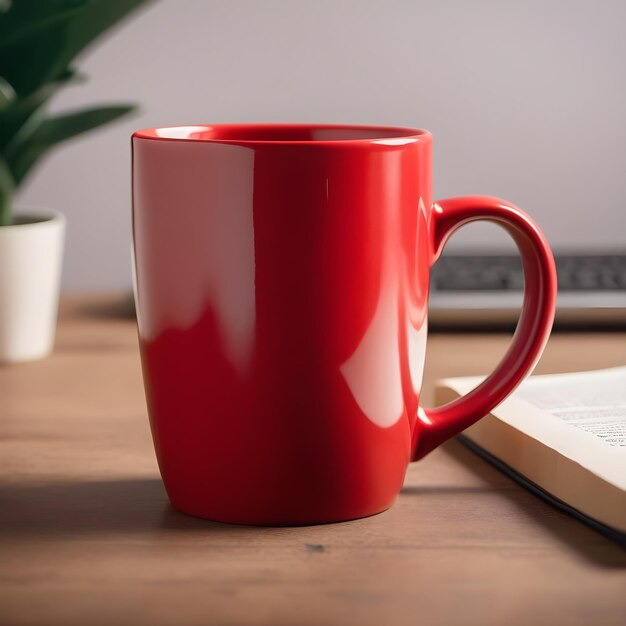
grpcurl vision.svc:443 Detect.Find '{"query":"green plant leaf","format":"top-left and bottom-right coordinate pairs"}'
top-left (0, 0), bottom-right (86, 42)
top-left (28, 105), bottom-right (137, 145)
top-left (0, 154), bottom-right (15, 226)
top-left (0, 75), bottom-right (16, 110)
top-left (0, 68), bottom-right (81, 150)
top-left (0, 0), bottom-right (148, 96)
top-left (8, 104), bottom-right (136, 185)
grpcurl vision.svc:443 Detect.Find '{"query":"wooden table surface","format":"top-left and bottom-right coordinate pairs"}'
top-left (1, 295), bottom-right (625, 626)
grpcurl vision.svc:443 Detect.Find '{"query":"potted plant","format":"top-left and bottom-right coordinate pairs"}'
top-left (0, 0), bottom-right (147, 362)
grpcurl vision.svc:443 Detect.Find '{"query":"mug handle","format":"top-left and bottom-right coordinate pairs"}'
top-left (411, 195), bottom-right (558, 461)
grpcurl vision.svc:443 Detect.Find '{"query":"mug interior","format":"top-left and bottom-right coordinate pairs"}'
top-left (134, 124), bottom-right (427, 143)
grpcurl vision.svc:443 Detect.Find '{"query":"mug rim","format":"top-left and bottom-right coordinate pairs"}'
top-left (132, 123), bottom-right (431, 145)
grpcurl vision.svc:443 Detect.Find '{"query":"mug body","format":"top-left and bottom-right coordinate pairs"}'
top-left (132, 124), bottom-right (432, 524)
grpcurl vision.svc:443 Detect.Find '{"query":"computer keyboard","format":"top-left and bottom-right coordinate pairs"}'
top-left (429, 253), bottom-right (626, 328)
top-left (432, 254), bottom-right (626, 292)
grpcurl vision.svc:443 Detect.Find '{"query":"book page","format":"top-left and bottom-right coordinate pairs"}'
top-left (438, 366), bottom-right (626, 490)
top-left (514, 367), bottom-right (626, 449)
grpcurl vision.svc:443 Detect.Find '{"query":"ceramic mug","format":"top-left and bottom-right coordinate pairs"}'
top-left (132, 124), bottom-right (557, 525)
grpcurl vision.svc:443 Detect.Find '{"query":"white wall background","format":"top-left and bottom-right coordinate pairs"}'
top-left (16, 0), bottom-right (626, 291)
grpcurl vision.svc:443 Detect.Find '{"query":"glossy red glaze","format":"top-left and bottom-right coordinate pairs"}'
top-left (132, 124), bottom-right (557, 525)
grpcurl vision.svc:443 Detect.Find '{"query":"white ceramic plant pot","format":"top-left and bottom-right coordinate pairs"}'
top-left (0, 209), bottom-right (65, 363)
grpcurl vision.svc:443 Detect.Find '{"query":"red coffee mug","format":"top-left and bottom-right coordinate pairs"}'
top-left (132, 124), bottom-right (557, 525)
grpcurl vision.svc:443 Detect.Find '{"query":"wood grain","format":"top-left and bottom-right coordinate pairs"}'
top-left (1, 295), bottom-right (625, 626)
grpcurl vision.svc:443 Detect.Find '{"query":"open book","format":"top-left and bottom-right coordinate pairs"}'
top-left (436, 366), bottom-right (626, 539)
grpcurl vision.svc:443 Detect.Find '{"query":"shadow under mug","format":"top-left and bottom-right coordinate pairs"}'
top-left (132, 124), bottom-right (557, 525)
